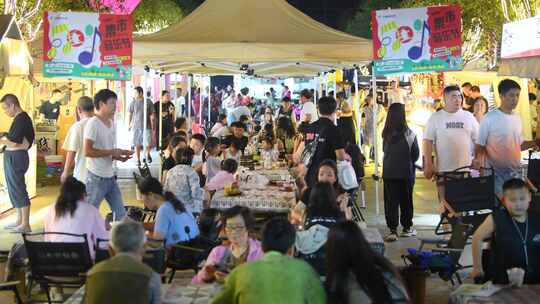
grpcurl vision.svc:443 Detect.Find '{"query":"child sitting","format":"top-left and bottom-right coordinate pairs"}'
top-left (206, 159), bottom-right (238, 191)
top-left (471, 178), bottom-right (540, 284)
top-left (260, 137), bottom-right (278, 162)
top-left (203, 137), bottom-right (222, 182)
top-left (224, 142), bottom-right (241, 162)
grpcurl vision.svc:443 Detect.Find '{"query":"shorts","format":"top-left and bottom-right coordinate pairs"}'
top-left (494, 168), bottom-right (521, 195)
top-left (132, 128), bottom-right (151, 147)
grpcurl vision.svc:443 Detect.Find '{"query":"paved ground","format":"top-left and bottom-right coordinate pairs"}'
top-left (0, 161), bottom-right (469, 303)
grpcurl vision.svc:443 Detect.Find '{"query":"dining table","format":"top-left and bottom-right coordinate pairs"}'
top-left (449, 284), bottom-right (540, 304)
top-left (210, 165), bottom-right (296, 213)
top-left (64, 281), bottom-right (220, 304)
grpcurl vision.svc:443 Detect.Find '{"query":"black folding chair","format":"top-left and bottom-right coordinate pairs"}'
top-left (0, 281), bottom-right (23, 304)
top-left (526, 150), bottom-right (540, 213)
top-left (416, 222), bottom-right (474, 285)
top-left (22, 232), bottom-right (93, 304)
top-left (166, 236), bottom-right (216, 283)
top-left (435, 166), bottom-right (496, 235)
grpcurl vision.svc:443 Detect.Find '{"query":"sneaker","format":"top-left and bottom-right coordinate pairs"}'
top-left (384, 231), bottom-right (399, 242)
top-left (147, 154), bottom-right (152, 163)
top-left (9, 225), bottom-right (31, 234)
top-left (400, 228), bottom-right (417, 237)
top-left (4, 222), bottom-right (19, 230)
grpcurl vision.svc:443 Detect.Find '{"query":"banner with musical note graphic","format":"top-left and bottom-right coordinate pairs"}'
top-left (43, 11), bottom-right (133, 80)
top-left (371, 6), bottom-right (462, 75)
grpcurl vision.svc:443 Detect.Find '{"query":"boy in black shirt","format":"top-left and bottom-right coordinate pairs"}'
top-left (302, 96), bottom-right (348, 187)
top-left (472, 178), bottom-right (540, 284)
top-left (222, 121), bottom-right (248, 153)
top-left (0, 94), bottom-right (35, 233)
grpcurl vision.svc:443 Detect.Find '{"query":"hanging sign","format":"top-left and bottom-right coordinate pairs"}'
top-left (501, 15), bottom-right (540, 59)
top-left (371, 6), bottom-right (463, 75)
top-left (43, 11), bottom-right (133, 80)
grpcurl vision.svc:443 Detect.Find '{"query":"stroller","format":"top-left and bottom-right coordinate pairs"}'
top-left (344, 142), bottom-right (366, 223)
top-left (408, 166), bottom-right (496, 285)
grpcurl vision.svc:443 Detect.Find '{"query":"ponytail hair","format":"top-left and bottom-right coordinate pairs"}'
top-left (55, 176), bottom-right (86, 220)
top-left (164, 191), bottom-right (186, 213)
top-left (138, 177), bottom-right (186, 213)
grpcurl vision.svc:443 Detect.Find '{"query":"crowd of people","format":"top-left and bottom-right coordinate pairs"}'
top-left (2, 76), bottom-right (540, 303)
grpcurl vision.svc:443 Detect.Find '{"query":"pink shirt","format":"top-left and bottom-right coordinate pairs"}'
top-left (44, 201), bottom-right (109, 260)
top-left (206, 171), bottom-right (236, 191)
top-left (192, 238), bottom-right (263, 284)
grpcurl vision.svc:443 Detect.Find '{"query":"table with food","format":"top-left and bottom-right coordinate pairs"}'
top-left (449, 283), bottom-right (540, 304)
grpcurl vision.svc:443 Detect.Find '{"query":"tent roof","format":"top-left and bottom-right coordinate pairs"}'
top-left (0, 15), bottom-right (24, 42)
top-left (498, 57), bottom-right (540, 78)
top-left (134, 0), bottom-right (372, 76)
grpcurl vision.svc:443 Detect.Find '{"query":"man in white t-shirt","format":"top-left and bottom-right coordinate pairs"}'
top-left (61, 96), bottom-right (94, 184)
top-left (300, 89), bottom-right (318, 124)
top-left (175, 87), bottom-right (186, 118)
top-left (473, 79), bottom-right (539, 195)
top-left (424, 85), bottom-right (479, 177)
top-left (424, 85), bottom-right (479, 210)
top-left (84, 89), bottom-right (133, 219)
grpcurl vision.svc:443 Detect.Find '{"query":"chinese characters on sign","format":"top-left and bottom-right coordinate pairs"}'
top-left (371, 6), bottom-right (463, 75)
top-left (43, 11), bottom-right (133, 80)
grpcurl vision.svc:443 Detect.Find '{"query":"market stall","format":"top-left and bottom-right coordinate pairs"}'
top-left (0, 15), bottom-right (36, 213)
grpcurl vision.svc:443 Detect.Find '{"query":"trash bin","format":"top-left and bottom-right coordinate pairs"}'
top-left (400, 266), bottom-right (429, 304)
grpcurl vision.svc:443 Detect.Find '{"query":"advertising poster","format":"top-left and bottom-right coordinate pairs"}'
top-left (43, 11), bottom-right (133, 80)
top-left (371, 6), bottom-right (463, 75)
top-left (501, 15), bottom-right (540, 59)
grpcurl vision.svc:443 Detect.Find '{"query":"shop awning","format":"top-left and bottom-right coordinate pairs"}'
top-left (498, 57), bottom-right (540, 78)
top-left (134, 0), bottom-right (372, 76)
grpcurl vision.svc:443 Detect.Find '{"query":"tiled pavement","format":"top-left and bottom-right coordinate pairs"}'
top-left (0, 162), bottom-right (466, 303)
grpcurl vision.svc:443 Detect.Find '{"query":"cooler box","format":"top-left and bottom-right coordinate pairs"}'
top-left (44, 155), bottom-right (63, 177)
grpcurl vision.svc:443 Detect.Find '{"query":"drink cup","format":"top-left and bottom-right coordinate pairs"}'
top-left (507, 267), bottom-right (525, 287)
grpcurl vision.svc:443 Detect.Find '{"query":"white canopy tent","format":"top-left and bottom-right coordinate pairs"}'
top-left (133, 0), bottom-right (373, 76)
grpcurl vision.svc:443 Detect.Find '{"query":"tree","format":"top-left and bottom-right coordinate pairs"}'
top-left (1, 0), bottom-right (183, 40)
top-left (400, 0), bottom-right (539, 65)
top-left (345, 0), bottom-right (403, 39)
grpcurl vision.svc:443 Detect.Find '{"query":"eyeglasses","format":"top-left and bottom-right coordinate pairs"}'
top-left (225, 225), bottom-right (246, 232)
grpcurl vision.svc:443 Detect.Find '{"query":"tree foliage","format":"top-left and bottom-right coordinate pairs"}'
top-left (401, 0), bottom-right (539, 65)
top-left (1, 0), bottom-right (183, 40)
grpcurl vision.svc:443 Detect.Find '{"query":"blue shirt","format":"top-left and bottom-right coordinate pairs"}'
top-left (154, 201), bottom-right (199, 247)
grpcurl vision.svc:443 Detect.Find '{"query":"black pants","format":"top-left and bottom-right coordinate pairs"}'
top-left (383, 178), bottom-right (414, 231)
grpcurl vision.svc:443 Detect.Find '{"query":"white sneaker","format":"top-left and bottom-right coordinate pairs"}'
top-left (400, 228), bottom-right (417, 237)
top-left (3, 222), bottom-right (19, 230)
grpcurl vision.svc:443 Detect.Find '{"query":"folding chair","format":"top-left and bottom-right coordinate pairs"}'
top-left (23, 232), bottom-right (93, 304)
top-left (413, 222), bottom-right (474, 285)
top-left (347, 188), bottom-right (366, 223)
top-left (166, 236), bottom-right (217, 283)
top-left (0, 281), bottom-right (23, 304)
top-left (526, 150), bottom-right (540, 213)
top-left (435, 166), bottom-right (496, 236)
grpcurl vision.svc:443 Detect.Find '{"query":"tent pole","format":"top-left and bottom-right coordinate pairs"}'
top-left (199, 75), bottom-right (203, 127)
top-left (333, 72), bottom-right (337, 99)
top-left (372, 72), bottom-right (380, 216)
top-left (143, 67), bottom-right (149, 157)
top-left (354, 68), bottom-right (361, 147)
top-left (208, 76), bottom-right (211, 133)
top-left (188, 74), bottom-right (192, 132)
top-left (159, 73), bottom-right (164, 151)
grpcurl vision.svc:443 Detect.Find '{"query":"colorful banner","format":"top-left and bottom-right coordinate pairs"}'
top-left (371, 6), bottom-right (462, 75)
top-left (501, 15), bottom-right (540, 59)
top-left (43, 11), bottom-right (133, 80)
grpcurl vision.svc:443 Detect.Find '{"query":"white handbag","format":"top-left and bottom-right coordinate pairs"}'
top-left (337, 160), bottom-right (359, 190)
